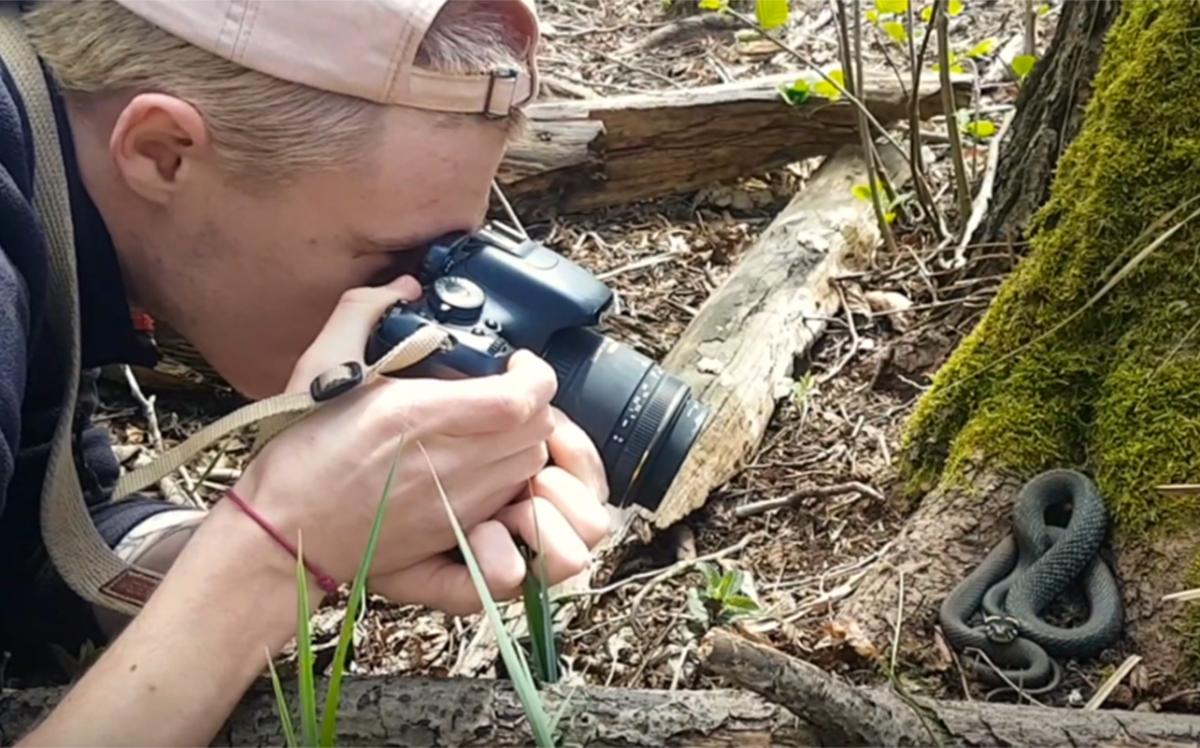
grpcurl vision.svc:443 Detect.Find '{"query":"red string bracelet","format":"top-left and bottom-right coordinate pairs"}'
top-left (224, 489), bottom-right (340, 596)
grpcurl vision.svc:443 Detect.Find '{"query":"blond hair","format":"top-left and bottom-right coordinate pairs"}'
top-left (23, 0), bottom-right (528, 180)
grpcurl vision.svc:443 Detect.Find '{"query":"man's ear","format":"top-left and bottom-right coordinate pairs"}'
top-left (109, 93), bottom-right (210, 204)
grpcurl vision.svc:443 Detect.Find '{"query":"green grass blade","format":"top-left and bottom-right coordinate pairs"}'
top-left (319, 435), bottom-right (407, 746)
top-left (295, 538), bottom-right (319, 747)
top-left (520, 504), bottom-right (558, 684)
top-left (415, 441), bottom-right (555, 747)
top-left (266, 648), bottom-right (299, 748)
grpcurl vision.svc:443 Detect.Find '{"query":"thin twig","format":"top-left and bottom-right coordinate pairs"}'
top-left (889, 566), bottom-right (905, 674)
top-left (936, 0), bottom-right (971, 222)
top-left (905, 0), bottom-right (942, 235)
top-left (595, 250), bottom-right (684, 281)
top-left (122, 365), bottom-right (199, 506)
top-left (596, 50), bottom-right (682, 89)
top-left (964, 647), bottom-right (1050, 707)
top-left (818, 284), bottom-right (862, 384)
top-left (953, 109), bottom-right (1015, 267)
top-left (735, 481), bottom-right (884, 519)
top-left (554, 533), bottom-right (759, 604)
top-left (491, 180), bottom-right (528, 238)
top-left (1024, 0), bottom-right (1037, 57)
top-left (848, 0), bottom-right (899, 257)
top-left (669, 640), bottom-right (693, 691)
top-left (1084, 655), bottom-right (1142, 710)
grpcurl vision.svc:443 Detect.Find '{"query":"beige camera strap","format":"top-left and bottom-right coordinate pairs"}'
top-left (0, 6), bottom-right (448, 615)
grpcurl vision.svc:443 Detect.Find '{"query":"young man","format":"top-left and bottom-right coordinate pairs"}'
top-left (0, 1), bottom-right (611, 744)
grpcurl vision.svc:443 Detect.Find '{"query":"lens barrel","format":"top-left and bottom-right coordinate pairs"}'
top-left (542, 328), bottom-right (709, 511)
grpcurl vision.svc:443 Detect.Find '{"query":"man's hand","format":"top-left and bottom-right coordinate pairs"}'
top-left (376, 407), bottom-right (611, 614)
top-left (236, 277), bottom-right (611, 613)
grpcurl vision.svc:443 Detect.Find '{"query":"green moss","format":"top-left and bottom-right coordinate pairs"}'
top-left (898, 0), bottom-right (1200, 666)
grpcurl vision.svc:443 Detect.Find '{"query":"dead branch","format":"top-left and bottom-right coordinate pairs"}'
top-left (701, 628), bottom-right (1200, 747)
top-left (618, 13), bottom-right (740, 54)
top-left (734, 481), bottom-right (884, 519)
top-left (653, 142), bottom-right (910, 528)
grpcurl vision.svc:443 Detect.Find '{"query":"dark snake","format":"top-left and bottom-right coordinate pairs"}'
top-left (938, 469), bottom-right (1124, 694)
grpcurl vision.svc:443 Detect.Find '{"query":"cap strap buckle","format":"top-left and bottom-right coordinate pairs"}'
top-left (483, 68), bottom-right (520, 119)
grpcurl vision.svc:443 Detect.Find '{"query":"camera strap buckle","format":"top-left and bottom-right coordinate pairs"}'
top-left (309, 361), bottom-right (365, 402)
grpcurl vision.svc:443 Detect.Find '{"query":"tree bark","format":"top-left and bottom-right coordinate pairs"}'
top-left (836, 0), bottom-right (1200, 699)
top-left (0, 676), bottom-right (817, 747)
top-left (653, 142), bottom-right (909, 528)
top-left (971, 0), bottom-right (1118, 250)
top-left (702, 629), bottom-right (1200, 747)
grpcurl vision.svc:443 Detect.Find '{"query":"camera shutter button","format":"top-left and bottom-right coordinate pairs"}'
top-left (430, 276), bottom-right (486, 325)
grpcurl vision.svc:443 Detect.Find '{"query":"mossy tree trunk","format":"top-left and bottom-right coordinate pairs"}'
top-left (838, 0), bottom-right (1200, 698)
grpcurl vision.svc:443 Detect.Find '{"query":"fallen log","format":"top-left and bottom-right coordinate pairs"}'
top-left (500, 69), bottom-right (969, 216)
top-left (0, 676), bottom-right (816, 746)
top-left (652, 141), bottom-right (909, 528)
top-left (701, 628), bottom-right (1200, 747)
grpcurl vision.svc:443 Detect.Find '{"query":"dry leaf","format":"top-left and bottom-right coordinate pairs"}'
top-left (864, 289), bottom-right (914, 315)
top-left (818, 617), bottom-right (882, 660)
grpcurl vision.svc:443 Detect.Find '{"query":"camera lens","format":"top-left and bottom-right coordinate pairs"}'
top-left (542, 328), bottom-right (710, 512)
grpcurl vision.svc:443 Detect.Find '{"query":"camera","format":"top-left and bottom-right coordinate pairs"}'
top-left (365, 222), bottom-right (710, 512)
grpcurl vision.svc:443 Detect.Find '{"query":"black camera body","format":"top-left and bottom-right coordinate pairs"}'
top-left (366, 223), bottom-right (710, 512)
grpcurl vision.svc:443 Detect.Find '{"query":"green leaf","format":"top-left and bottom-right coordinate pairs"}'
top-left (698, 0), bottom-right (726, 10)
top-left (778, 78), bottom-right (810, 105)
top-left (723, 594), bottom-right (761, 613)
top-left (875, 0), bottom-right (908, 13)
top-left (267, 652), bottom-right (299, 748)
top-left (882, 20), bottom-right (908, 44)
top-left (1037, 2), bottom-right (1051, 15)
top-left (521, 540), bottom-right (559, 685)
top-left (947, 0), bottom-right (964, 16)
top-left (420, 442), bottom-right (555, 747)
top-left (295, 539), bottom-right (319, 748)
top-left (791, 373), bottom-right (815, 407)
top-left (966, 37), bottom-right (998, 58)
top-left (687, 588), bottom-right (709, 623)
top-left (920, 5), bottom-right (933, 22)
top-left (932, 60), bottom-right (965, 74)
top-left (962, 119), bottom-right (997, 139)
top-left (852, 183), bottom-right (873, 202)
top-left (813, 69), bottom-right (844, 100)
top-left (885, 210), bottom-right (897, 225)
top-left (320, 437), bottom-right (406, 746)
top-left (755, 0), bottom-right (789, 30)
top-left (1012, 53), bottom-right (1037, 80)
top-left (865, 9), bottom-right (880, 23)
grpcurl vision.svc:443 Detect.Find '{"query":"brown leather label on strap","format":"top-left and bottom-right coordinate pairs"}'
top-left (99, 568), bottom-right (161, 607)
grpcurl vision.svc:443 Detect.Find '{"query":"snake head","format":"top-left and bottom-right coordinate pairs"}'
top-left (983, 614), bottom-right (1020, 644)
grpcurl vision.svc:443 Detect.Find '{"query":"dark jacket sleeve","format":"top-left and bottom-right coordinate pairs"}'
top-left (0, 246), bottom-right (29, 519)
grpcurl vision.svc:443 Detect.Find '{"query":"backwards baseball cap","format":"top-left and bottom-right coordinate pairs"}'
top-left (112, 0), bottom-right (540, 117)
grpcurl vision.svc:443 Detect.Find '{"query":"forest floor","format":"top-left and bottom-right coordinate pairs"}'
top-left (85, 0), bottom-right (1130, 712)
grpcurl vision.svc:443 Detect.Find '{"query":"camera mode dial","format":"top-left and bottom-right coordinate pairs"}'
top-left (430, 276), bottom-right (485, 325)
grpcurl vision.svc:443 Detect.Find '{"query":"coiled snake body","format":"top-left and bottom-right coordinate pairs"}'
top-left (938, 469), bottom-right (1124, 692)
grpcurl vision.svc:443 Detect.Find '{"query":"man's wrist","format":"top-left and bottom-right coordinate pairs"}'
top-left (198, 496), bottom-right (325, 648)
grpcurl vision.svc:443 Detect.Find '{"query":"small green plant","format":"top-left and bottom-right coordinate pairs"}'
top-left (268, 437), bottom-right (558, 747)
top-left (852, 180), bottom-right (899, 224)
top-left (962, 118), bottom-right (997, 140)
top-left (1012, 53), bottom-right (1037, 81)
top-left (777, 78), bottom-right (811, 105)
top-left (686, 562), bottom-right (761, 632)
